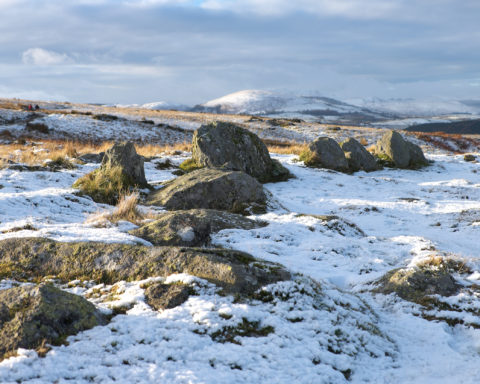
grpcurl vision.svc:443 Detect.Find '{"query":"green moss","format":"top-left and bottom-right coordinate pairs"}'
top-left (178, 158), bottom-right (203, 173)
top-left (374, 153), bottom-right (395, 168)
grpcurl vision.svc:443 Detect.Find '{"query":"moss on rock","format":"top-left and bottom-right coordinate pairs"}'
top-left (0, 284), bottom-right (106, 360)
top-left (0, 238), bottom-right (290, 294)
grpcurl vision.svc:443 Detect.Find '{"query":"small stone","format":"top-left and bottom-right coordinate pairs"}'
top-left (144, 283), bottom-right (191, 310)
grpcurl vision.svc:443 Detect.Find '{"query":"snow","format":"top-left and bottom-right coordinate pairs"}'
top-left (0, 140), bottom-right (480, 382)
top-left (351, 97), bottom-right (480, 117)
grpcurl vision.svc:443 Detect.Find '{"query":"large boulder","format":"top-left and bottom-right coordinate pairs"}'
top-left (130, 209), bottom-right (267, 246)
top-left (100, 142), bottom-right (147, 186)
top-left (191, 121), bottom-right (291, 182)
top-left (146, 168), bottom-right (267, 213)
top-left (374, 131), bottom-right (428, 169)
top-left (0, 284), bottom-right (106, 360)
top-left (299, 137), bottom-right (349, 172)
top-left (0, 238), bottom-right (290, 294)
top-left (375, 267), bottom-right (460, 304)
top-left (340, 138), bottom-right (379, 172)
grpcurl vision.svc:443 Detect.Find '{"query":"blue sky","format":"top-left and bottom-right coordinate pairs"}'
top-left (0, 0), bottom-right (479, 104)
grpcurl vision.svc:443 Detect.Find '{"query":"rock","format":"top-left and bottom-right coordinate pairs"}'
top-left (77, 152), bottom-right (104, 164)
top-left (0, 284), bottom-right (106, 360)
top-left (146, 168), bottom-right (267, 213)
top-left (191, 121), bottom-right (291, 182)
top-left (130, 209), bottom-right (267, 246)
top-left (0, 238), bottom-right (290, 294)
top-left (340, 138), bottom-right (379, 172)
top-left (25, 121), bottom-right (49, 134)
top-left (464, 154), bottom-right (476, 162)
top-left (375, 267), bottom-right (460, 304)
top-left (406, 141), bottom-right (428, 166)
top-left (299, 137), bottom-right (349, 172)
top-left (144, 283), bottom-right (191, 310)
top-left (101, 142), bottom-right (147, 186)
top-left (374, 131), bottom-right (428, 168)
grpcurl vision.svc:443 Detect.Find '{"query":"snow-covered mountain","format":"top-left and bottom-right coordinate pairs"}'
top-left (349, 97), bottom-right (480, 117)
top-left (192, 90), bottom-right (392, 124)
top-left (115, 101), bottom-right (189, 111)
top-left (191, 90), bottom-right (480, 126)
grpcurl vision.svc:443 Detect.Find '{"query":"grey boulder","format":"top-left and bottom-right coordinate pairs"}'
top-left (340, 138), bottom-right (379, 172)
top-left (192, 121), bottom-right (291, 182)
top-left (0, 284), bottom-right (106, 360)
top-left (300, 137), bottom-right (349, 172)
top-left (374, 131), bottom-right (428, 169)
top-left (101, 141), bottom-right (148, 186)
top-left (130, 209), bottom-right (267, 246)
top-left (146, 168), bottom-right (267, 213)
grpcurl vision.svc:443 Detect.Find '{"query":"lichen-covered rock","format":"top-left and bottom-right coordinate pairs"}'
top-left (192, 121), bottom-right (291, 182)
top-left (374, 131), bottom-right (428, 169)
top-left (0, 284), bottom-right (106, 360)
top-left (130, 209), bottom-right (267, 246)
top-left (0, 238), bottom-right (290, 294)
top-left (146, 168), bottom-right (266, 213)
top-left (299, 137), bottom-right (349, 172)
top-left (144, 283), bottom-right (191, 310)
top-left (375, 267), bottom-right (460, 304)
top-left (100, 142), bottom-right (147, 186)
top-left (340, 138), bottom-right (379, 172)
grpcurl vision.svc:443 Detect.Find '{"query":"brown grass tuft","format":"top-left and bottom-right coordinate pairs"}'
top-left (108, 192), bottom-right (144, 224)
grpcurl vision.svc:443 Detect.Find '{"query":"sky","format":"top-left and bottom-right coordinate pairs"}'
top-left (0, 0), bottom-right (479, 105)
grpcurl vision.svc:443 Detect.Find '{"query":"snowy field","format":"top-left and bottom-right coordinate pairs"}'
top-left (0, 143), bottom-right (479, 383)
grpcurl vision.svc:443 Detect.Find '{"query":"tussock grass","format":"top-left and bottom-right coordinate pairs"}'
top-left (87, 192), bottom-right (155, 225)
top-left (108, 192), bottom-right (144, 223)
top-left (73, 166), bottom-right (135, 205)
top-left (298, 148), bottom-right (319, 166)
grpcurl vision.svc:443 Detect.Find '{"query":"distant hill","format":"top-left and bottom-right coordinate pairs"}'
top-left (406, 119), bottom-right (480, 134)
top-left (191, 90), bottom-right (393, 124)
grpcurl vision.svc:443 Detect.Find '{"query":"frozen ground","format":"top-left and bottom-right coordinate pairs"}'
top-left (0, 142), bottom-right (479, 382)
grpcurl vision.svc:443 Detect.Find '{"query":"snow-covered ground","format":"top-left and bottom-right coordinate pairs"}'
top-left (0, 146), bottom-right (479, 382)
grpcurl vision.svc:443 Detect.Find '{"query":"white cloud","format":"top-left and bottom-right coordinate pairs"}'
top-left (22, 48), bottom-right (72, 65)
top-left (200, 0), bottom-right (399, 19)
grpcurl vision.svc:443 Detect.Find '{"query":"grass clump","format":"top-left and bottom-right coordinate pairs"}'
top-left (73, 166), bottom-right (136, 205)
top-left (298, 148), bottom-right (320, 166)
top-left (105, 193), bottom-right (146, 224)
top-left (46, 155), bottom-right (76, 170)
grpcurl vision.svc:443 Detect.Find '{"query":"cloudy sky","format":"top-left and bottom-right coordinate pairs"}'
top-left (0, 0), bottom-right (479, 105)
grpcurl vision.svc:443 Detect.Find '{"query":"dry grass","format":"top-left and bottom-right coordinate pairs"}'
top-left (262, 139), bottom-right (307, 155)
top-left (135, 142), bottom-right (191, 157)
top-left (107, 192), bottom-right (145, 224)
top-left (0, 140), bottom-right (107, 166)
top-left (0, 135), bottom-right (310, 169)
top-left (410, 131), bottom-right (480, 154)
top-left (88, 192), bottom-right (155, 225)
top-left (416, 255), bottom-right (471, 274)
